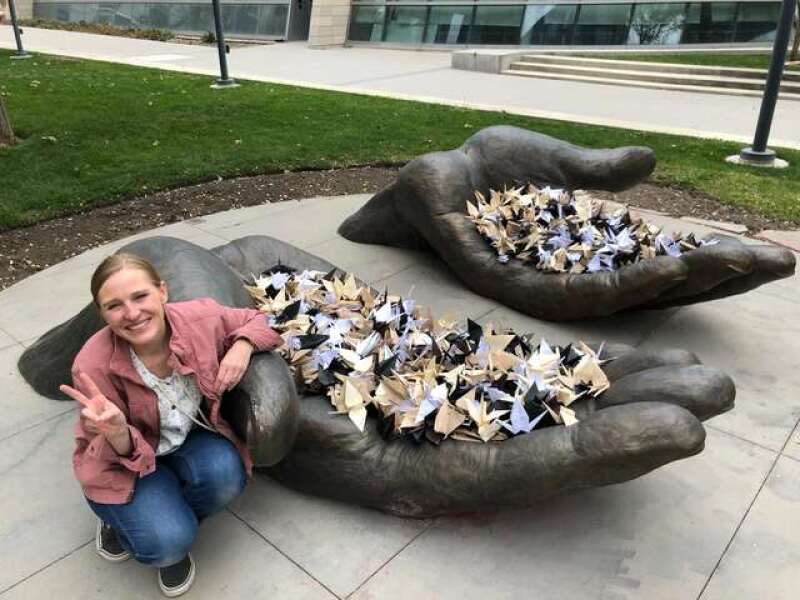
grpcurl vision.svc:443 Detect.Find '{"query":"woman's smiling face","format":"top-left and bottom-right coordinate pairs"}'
top-left (96, 267), bottom-right (169, 351)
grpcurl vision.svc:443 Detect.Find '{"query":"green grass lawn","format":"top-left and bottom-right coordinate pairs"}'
top-left (1, 50), bottom-right (799, 230)
top-left (574, 52), bottom-right (799, 71)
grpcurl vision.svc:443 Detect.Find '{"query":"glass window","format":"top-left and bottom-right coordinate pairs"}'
top-left (148, 3), bottom-right (172, 29)
top-left (170, 4), bottom-right (195, 31)
top-left (521, 4), bottom-right (577, 45)
top-left (384, 6), bottom-right (427, 43)
top-left (470, 5), bottom-right (524, 44)
top-left (682, 2), bottom-right (736, 43)
top-left (573, 4), bottom-right (631, 45)
top-left (123, 4), bottom-right (150, 29)
top-left (628, 3), bottom-right (685, 45)
top-left (223, 4), bottom-right (266, 36)
top-left (349, 5), bottom-right (386, 41)
top-left (425, 5), bottom-right (472, 44)
top-left (735, 2), bottom-right (781, 42)
top-left (95, 3), bottom-right (122, 25)
top-left (256, 4), bottom-right (289, 37)
top-left (186, 4), bottom-right (214, 33)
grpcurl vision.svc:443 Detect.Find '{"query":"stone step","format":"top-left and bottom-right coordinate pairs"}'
top-left (500, 68), bottom-right (800, 101)
top-left (506, 61), bottom-right (800, 94)
top-left (513, 54), bottom-right (800, 83)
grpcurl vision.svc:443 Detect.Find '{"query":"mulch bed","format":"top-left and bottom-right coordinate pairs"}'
top-left (0, 167), bottom-right (792, 291)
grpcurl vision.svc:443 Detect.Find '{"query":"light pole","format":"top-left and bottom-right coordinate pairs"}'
top-left (210, 0), bottom-right (238, 88)
top-left (8, 0), bottom-right (32, 59)
top-left (732, 0), bottom-right (795, 167)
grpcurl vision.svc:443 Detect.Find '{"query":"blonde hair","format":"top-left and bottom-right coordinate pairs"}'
top-left (90, 253), bottom-right (162, 306)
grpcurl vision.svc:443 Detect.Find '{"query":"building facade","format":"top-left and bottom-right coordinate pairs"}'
top-left (18, 0), bottom-right (786, 48)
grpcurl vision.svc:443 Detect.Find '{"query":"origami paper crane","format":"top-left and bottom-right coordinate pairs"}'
top-left (338, 125), bottom-right (795, 321)
top-left (20, 236), bottom-right (736, 518)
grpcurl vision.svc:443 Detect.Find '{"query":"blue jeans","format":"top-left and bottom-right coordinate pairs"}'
top-left (88, 429), bottom-right (247, 567)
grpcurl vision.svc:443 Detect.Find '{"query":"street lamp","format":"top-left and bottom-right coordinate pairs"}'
top-left (210, 0), bottom-right (238, 88)
top-left (8, 0), bottom-right (32, 59)
top-left (730, 0), bottom-right (795, 168)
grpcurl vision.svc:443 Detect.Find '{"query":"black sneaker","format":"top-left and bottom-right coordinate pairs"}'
top-left (95, 520), bottom-right (131, 563)
top-left (158, 553), bottom-right (196, 598)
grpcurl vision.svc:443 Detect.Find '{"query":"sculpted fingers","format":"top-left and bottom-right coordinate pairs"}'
top-left (461, 126), bottom-right (655, 192)
top-left (596, 365), bottom-right (735, 421)
top-left (267, 397), bottom-right (705, 517)
top-left (228, 353), bottom-right (299, 467)
top-left (599, 346), bottom-right (700, 382)
top-left (657, 241), bottom-right (796, 307)
top-left (642, 237), bottom-right (755, 307)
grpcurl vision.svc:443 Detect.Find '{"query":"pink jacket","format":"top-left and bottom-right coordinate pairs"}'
top-left (71, 298), bottom-right (283, 504)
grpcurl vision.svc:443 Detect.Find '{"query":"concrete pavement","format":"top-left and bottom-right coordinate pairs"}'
top-left (0, 193), bottom-right (798, 599)
top-left (2, 25), bottom-right (799, 150)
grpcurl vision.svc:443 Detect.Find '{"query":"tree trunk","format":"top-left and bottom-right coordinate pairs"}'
top-left (0, 96), bottom-right (16, 147)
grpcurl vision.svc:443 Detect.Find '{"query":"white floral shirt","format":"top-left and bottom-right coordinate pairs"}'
top-left (130, 348), bottom-right (205, 456)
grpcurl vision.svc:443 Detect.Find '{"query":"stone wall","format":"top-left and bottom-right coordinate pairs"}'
top-left (307, 0), bottom-right (350, 47)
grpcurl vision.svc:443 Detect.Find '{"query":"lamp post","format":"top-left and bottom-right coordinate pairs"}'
top-left (734, 0), bottom-right (795, 167)
top-left (210, 0), bottom-right (238, 88)
top-left (8, 0), bottom-right (32, 59)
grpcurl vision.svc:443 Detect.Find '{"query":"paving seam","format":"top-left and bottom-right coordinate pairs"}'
top-left (0, 337), bottom-right (21, 352)
top-left (370, 262), bottom-right (423, 287)
top-left (704, 423), bottom-right (780, 456)
top-left (0, 539), bottom-right (92, 596)
top-left (344, 518), bottom-right (438, 599)
top-left (695, 411), bottom-right (800, 599)
top-left (336, 66), bottom-right (451, 87)
top-left (778, 418), bottom-right (800, 464)
top-left (190, 202), bottom-right (306, 237)
top-left (0, 326), bottom-right (25, 346)
top-left (225, 508), bottom-right (342, 599)
top-left (0, 405), bottom-right (77, 445)
top-left (2, 44), bottom-right (798, 151)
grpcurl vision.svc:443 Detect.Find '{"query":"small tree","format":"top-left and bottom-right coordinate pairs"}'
top-left (0, 96), bottom-right (16, 147)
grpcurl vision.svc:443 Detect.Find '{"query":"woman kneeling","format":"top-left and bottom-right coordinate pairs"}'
top-left (60, 253), bottom-right (282, 597)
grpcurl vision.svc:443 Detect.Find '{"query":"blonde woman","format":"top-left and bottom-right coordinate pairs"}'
top-left (60, 253), bottom-right (282, 597)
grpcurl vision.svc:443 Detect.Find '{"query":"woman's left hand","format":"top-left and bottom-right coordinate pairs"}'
top-left (215, 339), bottom-right (254, 395)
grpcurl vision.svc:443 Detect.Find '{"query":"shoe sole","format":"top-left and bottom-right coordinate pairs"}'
top-left (95, 521), bottom-right (131, 563)
top-left (159, 555), bottom-right (196, 598)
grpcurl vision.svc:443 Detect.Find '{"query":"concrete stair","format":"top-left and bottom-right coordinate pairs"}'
top-left (503, 54), bottom-right (800, 101)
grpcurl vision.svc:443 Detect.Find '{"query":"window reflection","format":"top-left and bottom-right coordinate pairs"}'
top-left (349, 5), bottom-right (386, 41)
top-left (33, 2), bottom-right (289, 38)
top-left (628, 3), bottom-right (684, 45)
top-left (520, 4), bottom-right (576, 45)
top-left (735, 2), bottom-right (781, 42)
top-left (425, 5), bottom-right (472, 44)
top-left (470, 5), bottom-right (524, 44)
top-left (573, 4), bottom-right (631, 45)
top-left (31, 1), bottom-right (783, 47)
top-left (682, 2), bottom-right (737, 43)
top-left (384, 5), bottom-right (427, 43)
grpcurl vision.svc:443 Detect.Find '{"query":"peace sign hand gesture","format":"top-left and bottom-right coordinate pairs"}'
top-left (60, 372), bottom-right (129, 442)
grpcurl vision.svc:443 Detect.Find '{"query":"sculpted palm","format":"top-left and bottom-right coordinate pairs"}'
top-left (338, 126), bottom-right (795, 321)
top-left (21, 236), bottom-right (737, 517)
